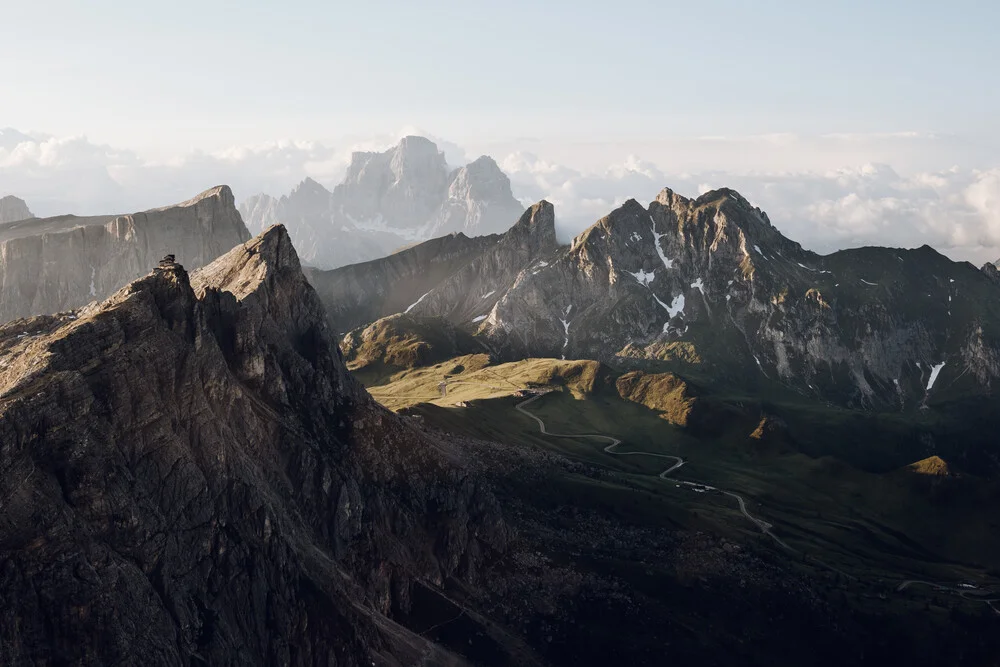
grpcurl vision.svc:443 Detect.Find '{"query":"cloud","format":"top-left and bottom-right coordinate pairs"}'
top-left (2, 128), bottom-right (998, 265)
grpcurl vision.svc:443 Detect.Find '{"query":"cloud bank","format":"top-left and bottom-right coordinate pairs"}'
top-left (1, 128), bottom-right (998, 265)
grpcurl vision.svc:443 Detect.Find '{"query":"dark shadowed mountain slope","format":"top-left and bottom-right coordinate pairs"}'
top-left (0, 186), bottom-right (250, 324)
top-left (305, 230), bottom-right (500, 334)
top-left (0, 225), bottom-right (518, 666)
top-left (407, 201), bottom-right (560, 329)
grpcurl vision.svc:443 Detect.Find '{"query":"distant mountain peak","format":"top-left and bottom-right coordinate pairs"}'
top-left (0, 195), bottom-right (33, 224)
top-left (243, 136), bottom-right (525, 269)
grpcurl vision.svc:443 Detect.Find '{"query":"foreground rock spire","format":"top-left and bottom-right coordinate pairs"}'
top-left (0, 224), bottom-right (509, 665)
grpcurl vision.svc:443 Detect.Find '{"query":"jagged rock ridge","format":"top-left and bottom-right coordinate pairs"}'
top-left (0, 225), bottom-right (509, 665)
top-left (383, 187), bottom-right (1000, 409)
top-left (239, 136), bottom-right (526, 269)
top-left (0, 186), bottom-right (251, 324)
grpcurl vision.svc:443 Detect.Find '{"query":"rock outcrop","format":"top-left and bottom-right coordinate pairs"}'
top-left (0, 186), bottom-right (250, 324)
top-left (0, 195), bottom-right (32, 224)
top-left (239, 136), bottom-right (525, 269)
top-left (0, 225), bottom-right (508, 665)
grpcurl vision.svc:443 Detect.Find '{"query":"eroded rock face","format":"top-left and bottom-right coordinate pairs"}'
top-left (0, 186), bottom-right (251, 324)
top-left (0, 195), bottom-right (32, 224)
top-left (239, 137), bottom-right (525, 269)
top-left (0, 225), bottom-right (506, 665)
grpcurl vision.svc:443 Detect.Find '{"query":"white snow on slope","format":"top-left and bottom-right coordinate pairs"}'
top-left (860, 279), bottom-right (877, 286)
top-left (651, 293), bottom-right (686, 321)
top-left (690, 278), bottom-right (704, 294)
top-left (481, 290), bottom-right (496, 299)
top-left (559, 317), bottom-right (571, 359)
top-left (630, 269), bottom-right (656, 286)
top-left (404, 290), bottom-right (431, 313)
top-left (926, 361), bottom-right (946, 391)
top-left (650, 216), bottom-right (675, 269)
top-left (88, 266), bottom-right (96, 297)
top-left (472, 315), bottom-right (487, 323)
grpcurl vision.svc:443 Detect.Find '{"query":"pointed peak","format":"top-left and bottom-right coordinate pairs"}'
top-left (694, 187), bottom-right (747, 207)
top-left (0, 194), bottom-right (33, 224)
top-left (464, 155), bottom-right (503, 171)
top-left (182, 185), bottom-right (233, 207)
top-left (505, 200), bottom-right (557, 248)
top-left (247, 224), bottom-right (301, 272)
top-left (395, 135), bottom-right (440, 153)
top-left (292, 177), bottom-right (331, 195)
top-left (191, 224), bottom-right (302, 302)
top-left (655, 187), bottom-right (692, 208)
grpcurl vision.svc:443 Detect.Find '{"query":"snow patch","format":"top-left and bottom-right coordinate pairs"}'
top-left (559, 317), bottom-right (571, 359)
top-left (404, 290), bottom-right (431, 313)
top-left (481, 290), bottom-right (496, 299)
top-left (472, 315), bottom-right (487, 323)
top-left (690, 278), bottom-right (704, 294)
top-left (860, 279), bottom-right (877, 286)
top-left (650, 217), bottom-right (675, 269)
top-left (664, 294), bottom-right (686, 318)
top-left (89, 266), bottom-right (96, 297)
top-left (926, 362), bottom-right (946, 391)
top-left (629, 269), bottom-right (656, 286)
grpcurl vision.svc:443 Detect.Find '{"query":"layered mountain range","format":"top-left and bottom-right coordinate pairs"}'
top-left (340, 187), bottom-right (1000, 413)
top-left (239, 136), bottom-right (525, 269)
top-left (0, 186), bottom-right (250, 324)
top-left (0, 195), bottom-right (32, 224)
top-left (2, 181), bottom-right (998, 664)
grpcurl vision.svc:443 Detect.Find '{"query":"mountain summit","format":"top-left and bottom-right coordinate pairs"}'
top-left (239, 136), bottom-right (526, 269)
top-left (0, 195), bottom-right (32, 224)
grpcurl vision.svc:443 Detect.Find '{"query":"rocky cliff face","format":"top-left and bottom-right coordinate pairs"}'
top-left (408, 201), bottom-right (560, 330)
top-left (0, 225), bottom-right (507, 665)
top-left (239, 137), bottom-right (525, 269)
top-left (0, 195), bottom-right (32, 224)
top-left (306, 231), bottom-right (500, 334)
top-left (386, 188), bottom-right (1000, 409)
top-left (0, 186), bottom-right (251, 324)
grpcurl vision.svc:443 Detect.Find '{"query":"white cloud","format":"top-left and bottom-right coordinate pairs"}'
top-left (2, 128), bottom-right (999, 265)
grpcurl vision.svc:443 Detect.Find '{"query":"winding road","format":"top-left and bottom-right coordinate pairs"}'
top-left (515, 391), bottom-right (794, 551)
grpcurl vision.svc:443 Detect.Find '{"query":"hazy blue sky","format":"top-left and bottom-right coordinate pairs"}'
top-left (3, 0), bottom-right (998, 150)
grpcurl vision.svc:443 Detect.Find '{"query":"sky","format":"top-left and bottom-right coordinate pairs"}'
top-left (2, 0), bottom-right (999, 262)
